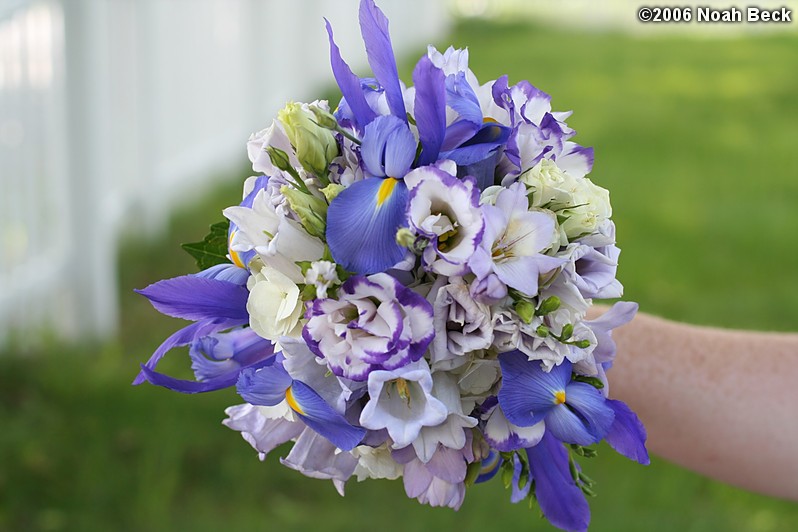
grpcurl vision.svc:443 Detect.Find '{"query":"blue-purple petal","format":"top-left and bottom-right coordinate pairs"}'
top-left (132, 317), bottom-right (240, 385)
top-left (289, 380), bottom-right (366, 451)
top-left (412, 55), bottom-right (446, 166)
top-left (135, 275), bottom-right (249, 322)
top-left (326, 176), bottom-right (409, 274)
top-left (138, 356), bottom-right (273, 394)
top-left (325, 18), bottom-right (376, 131)
top-left (498, 351), bottom-right (571, 427)
top-left (358, 0), bottom-right (405, 120)
top-left (545, 403), bottom-right (602, 447)
top-left (605, 399), bottom-right (650, 465)
top-left (236, 363), bottom-right (293, 407)
top-left (526, 431), bottom-right (590, 532)
top-left (562, 382), bottom-right (615, 443)
top-left (361, 115), bottom-right (416, 178)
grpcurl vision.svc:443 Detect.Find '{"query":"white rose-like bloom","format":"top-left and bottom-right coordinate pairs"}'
top-left (521, 159), bottom-right (611, 241)
top-left (247, 261), bottom-right (304, 341)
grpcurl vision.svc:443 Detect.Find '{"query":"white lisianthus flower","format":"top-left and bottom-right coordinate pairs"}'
top-left (247, 260), bottom-right (304, 341)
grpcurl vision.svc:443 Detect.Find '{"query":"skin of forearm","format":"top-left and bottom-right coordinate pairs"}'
top-left (597, 307), bottom-right (798, 501)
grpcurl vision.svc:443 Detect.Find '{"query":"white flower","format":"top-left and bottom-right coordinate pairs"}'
top-left (521, 159), bottom-right (612, 242)
top-left (352, 444), bottom-right (403, 481)
top-left (359, 361), bottom-right (448, 449)
top-left (303, 260), bottom-right (340, 299)
top-left (224, 189), bottom-right (324, 282)
top-left (247, 120), bottom-right (300, 176)
top-left (246, 261), bottom-right (304, 341)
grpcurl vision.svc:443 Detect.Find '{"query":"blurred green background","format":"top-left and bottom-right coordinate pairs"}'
top-left (2, 16), bottom-right (798, 532)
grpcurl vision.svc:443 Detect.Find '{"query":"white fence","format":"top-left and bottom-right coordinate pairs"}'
top-left (0, 0), bottom-right (449, 346)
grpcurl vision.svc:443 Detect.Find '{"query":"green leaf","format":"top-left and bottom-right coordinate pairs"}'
top-left (181, 221), bottom-right (230, 271)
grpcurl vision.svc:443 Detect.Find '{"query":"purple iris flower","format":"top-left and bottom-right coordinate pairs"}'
top-left (133, 266), bottom-right (275, 393)
top-left (498, 351), bottom-right (615, 446)
top-left (190, 327), bottom-right (274, 381)
top-left (525, 431), bottom-right (591, 532)
top-left (237, 358), bottom-right (365, 451)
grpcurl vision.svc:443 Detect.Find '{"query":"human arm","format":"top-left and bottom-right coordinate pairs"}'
top-left (599, 308), bottom-right (798, 501)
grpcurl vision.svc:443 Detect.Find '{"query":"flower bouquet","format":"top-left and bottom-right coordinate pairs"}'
top-left (134, 1), bottom-right (648, 530)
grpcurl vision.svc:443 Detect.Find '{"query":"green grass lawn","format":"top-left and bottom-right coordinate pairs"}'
top-left (2, 17), bottom-right (797, 532)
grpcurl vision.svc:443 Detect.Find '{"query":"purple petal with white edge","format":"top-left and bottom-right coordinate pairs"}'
top-left (327, 176), bottom-right (409, 274)
top-left (413, 55), bottom-right (446, 166)
top-left (556, 142), bottom-right (594, 179)
top-left (325, 18), bottom-right (376, 130)
top-left (135, 275), bottom-right (249, 322)
top-left (223, 404), bottom-right (304, 458)
top-left (498, 351), bottom-right (571, 427)
top-left (359, 0), bottom-right (406, 120)
top-left (605, 399), bottom-right (650, 465)
top-left (132, 318), bottom-right (240, 385)
top-left (526, 431), bottom-right (590, 532)
top-left (281, 428), bottom-right (359, 482)
top-left (361, 115), bottom-right (416, 178)
top-left (484, 405), bottom-right (545, 452)
top-left (236, 363), bottom-right (293, 407)
top-left (289, 380), bottom-right (365, 451)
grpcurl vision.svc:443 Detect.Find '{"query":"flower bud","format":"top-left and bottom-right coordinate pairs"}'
top-left (281, 185), bottom-right (328, 239)
top-left (278, 101), bottom-right (339, 177)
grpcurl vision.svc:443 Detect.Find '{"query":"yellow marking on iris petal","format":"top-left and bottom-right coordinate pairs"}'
top-left (285, 386), bottom-right (305, 416)
top-left (483, 116), bottom-right (498, 124)
top-left (554, 390), bottom-right (566, 405)
top-left (229, 229), bottom-right (245, 269)
top-left (376, 177), bottom-right (398, 207)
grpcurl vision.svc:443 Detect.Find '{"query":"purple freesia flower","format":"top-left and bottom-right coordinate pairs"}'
top-left (303, 273), bottom-right (434, 381)
top-left (469, 182), bottom-right (562, 296)
top-left (562, 242), bottom-right (623, 300)
top-left (498, 351), bottom-right (614, 446)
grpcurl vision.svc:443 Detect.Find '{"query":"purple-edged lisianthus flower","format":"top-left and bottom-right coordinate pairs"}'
top-left (430, 276), bottom-right (493, 366)
top-left (562, 242), bottom-right (623, 300)
top-left (469, 182), bottom-right (562, 296)
top-left (359, 360), bottom-right (448, 448)
top-left (303, 273), bottom-right (434, 381)
top-left (498, 351), bottom-right (614, 446)
top-left (406, 165), bottom-right (485, 276)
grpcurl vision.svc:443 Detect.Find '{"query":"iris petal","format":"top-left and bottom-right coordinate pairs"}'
top-left (327, 176), bottom-right (409, 274)
top-left (605, 399), bottom-right (650, 465)
top-left (525, 431), bottom-right (591, 532)
top-left (359, 0), bottom-right (406, 120)
top-left (289, 380), bottom-right (366, 451)
top-left (497, 351), bottom-right (572, 427)
top-left (325, 18), bottom-right (376, 130)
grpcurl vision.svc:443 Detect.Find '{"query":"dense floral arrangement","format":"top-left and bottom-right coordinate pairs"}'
top-left (134, 1), bottom-right (648, 530)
